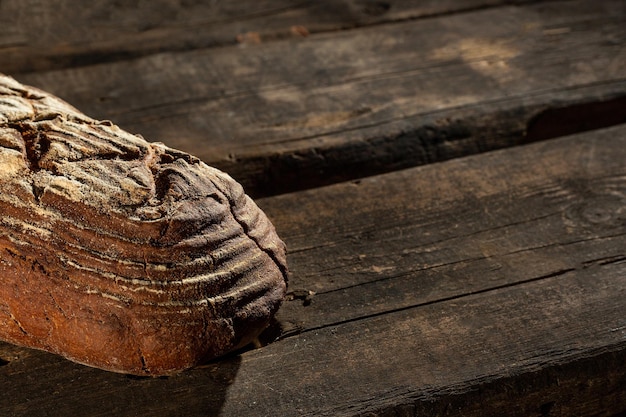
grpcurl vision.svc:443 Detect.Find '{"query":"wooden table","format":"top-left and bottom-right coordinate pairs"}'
top-left (1, 1), bottom-right (625, 415)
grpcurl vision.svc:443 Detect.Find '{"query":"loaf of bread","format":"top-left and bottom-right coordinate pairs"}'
top-left (0, 74), bottom-right (288, 375)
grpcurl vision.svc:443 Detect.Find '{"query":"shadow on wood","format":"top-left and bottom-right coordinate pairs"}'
top-left (0, 341), bottom-right (242, 417)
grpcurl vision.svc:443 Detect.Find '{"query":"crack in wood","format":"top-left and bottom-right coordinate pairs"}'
top-left (279, 267), bottom-right (580, 339)
top-left (295, 229), bottom-right (620, 297)
top-left (582, 254), bottom-right (626, 267)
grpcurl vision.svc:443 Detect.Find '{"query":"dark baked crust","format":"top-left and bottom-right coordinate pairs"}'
top-left (0, 74), bottom-right (288, 375)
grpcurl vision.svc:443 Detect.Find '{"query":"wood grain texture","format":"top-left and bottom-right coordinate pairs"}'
top-left (0, 124), bottom-right (624, 416)
top-left (260, 125), bottom-right (626, 332)
top-left (12, 0), bottom-right (625, 196)
top-left (0, 0), bottom-right (540, 74)
top-left (0, 74), bottom-right (288, 375)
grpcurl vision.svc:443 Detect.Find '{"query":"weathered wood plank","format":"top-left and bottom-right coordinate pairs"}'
top-left (260, 124), bottom-right (626, 332)
top-left (0, 0), bottom-right (540, 74)
top-left (228, 264), bottom-right (626, 417)
top-left (0, 125), bottom-right (624, 416)
top-left (13, 0), bottom-right (626, 196)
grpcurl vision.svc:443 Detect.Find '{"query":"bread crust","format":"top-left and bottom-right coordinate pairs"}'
top-left (0, 74), bottom-right (288, 375)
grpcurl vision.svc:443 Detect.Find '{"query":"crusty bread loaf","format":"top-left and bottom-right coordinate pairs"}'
top-left (0, 74), bottom-right (288, 376)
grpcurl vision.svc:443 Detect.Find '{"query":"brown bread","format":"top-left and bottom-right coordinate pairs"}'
top-left (0, 74), bottom-right (288, 376)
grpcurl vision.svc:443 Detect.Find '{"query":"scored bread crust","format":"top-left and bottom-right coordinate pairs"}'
top-left (0, 74), bottom-right (288, 375)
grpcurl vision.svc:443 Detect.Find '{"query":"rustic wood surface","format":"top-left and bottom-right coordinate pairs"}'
top-left (0, 0), bottom-right (625, 415)
top-left (0, 125), bottom-right (625, 417)
top-left (0, 0), bottom-right (540, 74)
top-left (7, 0), bottom-right (626, 196)
top-left (266, 127), bottom-right (626, 333)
